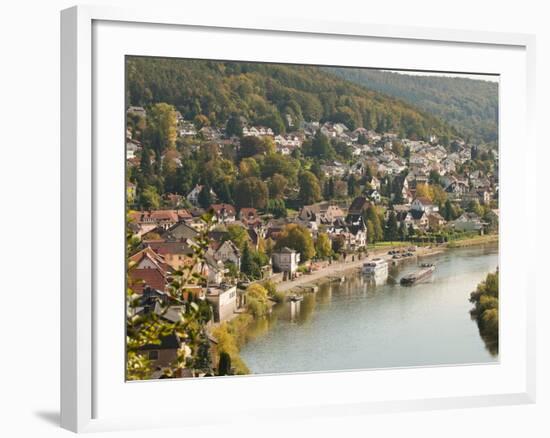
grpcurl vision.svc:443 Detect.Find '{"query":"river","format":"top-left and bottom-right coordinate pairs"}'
top-left (240, 244), bottom-right (499, 375)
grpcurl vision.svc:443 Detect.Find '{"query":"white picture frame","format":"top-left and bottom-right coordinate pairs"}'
top-left (61, 4), bottom-right (537, 433)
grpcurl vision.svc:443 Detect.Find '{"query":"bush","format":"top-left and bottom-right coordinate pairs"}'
top-left (469, 271), bottom-right (499, 355)
top-left (245, 284), bottom-right (270, 317)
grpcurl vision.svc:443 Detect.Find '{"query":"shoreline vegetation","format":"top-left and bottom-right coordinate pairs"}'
top-left (469, 269), bottom-right (499, 356)
top-left (220, 234), bottom-right (498, 374)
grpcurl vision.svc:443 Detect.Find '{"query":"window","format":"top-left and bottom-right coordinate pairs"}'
top-left (148, 351), bottom-right (159, 360)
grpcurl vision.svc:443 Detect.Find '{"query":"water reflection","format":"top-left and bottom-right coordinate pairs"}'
top-left (241, 245), bottom-right (499, 375)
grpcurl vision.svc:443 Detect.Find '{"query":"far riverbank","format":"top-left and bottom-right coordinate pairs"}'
top-left (275, 234), bottom-right (498, 294)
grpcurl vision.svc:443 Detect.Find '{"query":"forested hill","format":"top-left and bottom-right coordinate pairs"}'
top-left (324, 67), bottom-right (498, 145)
top-left (126, 57), bottom-right (457, 141)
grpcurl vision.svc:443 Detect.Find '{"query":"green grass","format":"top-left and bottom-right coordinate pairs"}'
top-left (447, 234), bottom-right (498, 248)
top-left (367, 241), bottom-right (412, 249)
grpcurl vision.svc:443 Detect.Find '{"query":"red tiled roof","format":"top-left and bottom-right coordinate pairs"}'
top-left (129, 269), bottom-right (167, 293)
top-left (129, 247), bottom-right (172, 274)
top-left (239, 208), bottom-right (258, 219)
top-left (209, 204), bottom-right (236, 216)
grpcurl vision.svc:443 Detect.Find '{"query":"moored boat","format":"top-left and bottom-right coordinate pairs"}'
top-left (287, 294), bottom-right (304, 302)
top-left (362, 258), bottom-right (389, 277)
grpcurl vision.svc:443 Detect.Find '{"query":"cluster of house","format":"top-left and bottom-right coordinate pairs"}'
top-left (127, 108), bottom-right (496, 203)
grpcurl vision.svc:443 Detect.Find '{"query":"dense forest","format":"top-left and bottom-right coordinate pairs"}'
top-left (126, 57), bottom-right (457, 140)
top-left (325, 67), bottom-right (498, 145)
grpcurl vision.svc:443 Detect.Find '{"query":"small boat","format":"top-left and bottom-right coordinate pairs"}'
top-left (400, 263), bottom-right (435, 286)
top-left (362, 258), bottom-right (389, 277)
top-left (287, 294), bottom-right (304, 302)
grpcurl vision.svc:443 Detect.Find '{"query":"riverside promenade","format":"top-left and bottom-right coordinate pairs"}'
top-left (276, 244), bottom-right (444, 293)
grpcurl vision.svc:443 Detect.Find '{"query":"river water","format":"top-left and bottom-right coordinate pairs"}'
top-left (240, 244), bottom-right (499, 375)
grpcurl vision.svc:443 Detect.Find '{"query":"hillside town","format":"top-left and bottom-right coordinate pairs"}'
top-left (126, 102), bottom-right (499, 379)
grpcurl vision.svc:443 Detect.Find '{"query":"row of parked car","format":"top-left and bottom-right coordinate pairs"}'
top-left (388, 247), bottom-right (417, 259)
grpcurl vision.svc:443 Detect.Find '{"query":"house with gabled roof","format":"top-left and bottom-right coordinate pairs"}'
top-left (211, 240), bottom-right (241, 271)
top-left (272, 247), bottom-right (300, 279)
top-left (209, 203), bottom-right (237, 224)
top-left (346, 196), bottom-right (370, 224)
top-left (411, 197), bottom-right (438, 214)
top-left (128, 247), bottom-right (173, 293)
top-left (187, 184), bottom-right (217, 206)
top-left (145, 240), bottom-right (195, 270)
top-left (161, 222), bottom-right (199, 242)
top-left (238, 208), bottom-right (261, 227)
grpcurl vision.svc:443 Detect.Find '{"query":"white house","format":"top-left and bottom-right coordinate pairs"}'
top-left (411, 197), bottom-right (439, 214)
top-left (272, 247), bottom-right (301, 279)
top-left (452, 213), bottom-right (485, 233)
top-left (186, 184), bottom-right (217, 206)
top-left (213, 240), bottom-right (241, 271)
top-left (205, 285), bottom-right (237, 322)
top-left (126, 140), bottom-right (141, 160)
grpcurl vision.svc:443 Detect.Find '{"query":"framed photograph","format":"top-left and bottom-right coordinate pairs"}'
top-left (61, 5), bottom-right (536, 433)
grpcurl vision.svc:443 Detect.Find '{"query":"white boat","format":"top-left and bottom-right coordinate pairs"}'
top-left (362, 258), bottom-right (389, 277)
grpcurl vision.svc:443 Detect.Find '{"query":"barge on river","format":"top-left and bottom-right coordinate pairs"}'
top-left (400, 263), bottom-right (435, 286)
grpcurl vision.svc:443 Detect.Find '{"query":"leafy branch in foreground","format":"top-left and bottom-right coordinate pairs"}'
top-left (126, 214), bottom-right (215, 380)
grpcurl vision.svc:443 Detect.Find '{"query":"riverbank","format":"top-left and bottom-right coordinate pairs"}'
top-left (223, 237), bottom-right (499, 374)
top-left (276, 244), bottom-right (444, 293)
top-left (241, 245), bottom-right (499, 374)
top-left (447, 233), bottom-right (499, 248)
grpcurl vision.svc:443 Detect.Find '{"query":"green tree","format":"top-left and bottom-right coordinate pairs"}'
top-left (198, 185), bottom-right (214, 208)
top-left (299, 171), bottom-right (321, 204)
top-left (226, 113), bottom-right (243, 137)
top-left (139, 146), bottom-right (153, 181)
top-left (398, 220), bottom-right (408, 241)
top-left (193, 330), bottom-right (213, 375)
top-left (275, 224), bottom-right (316, 261)
top-left (392, 140), bottom-right (405, 157)
top-left (218, 351), bottom-right (232, 376)
top-left (468, 199), bottom-right (484, 217)
top-left (469, 271), bottom-right (499, 355)
top-left (193, 114), bottom-right (210, 130)
top-left (146, 103), bottom-right (178, 153)
top-left (347, 175), bottom-right (359, 197)
top-left (267, 198), bottom-right (287, 218)
top-left (239, 136), bottom-right (273, 159)
top-left (269, 173), bottom-right (288, 199)
top-left (239, 157), bottom-right (260, 178)
top-left (256, 111), bottom-right (285, 135)
top-left (234, 177), bottom-right (269, 209)
top-left (365, 205), bottom-right (384, 243)
top-left (226, 224), bottom-right (250, 251)
top-left (443, 199), bottom-right (454, 221)
top-left (385, 211), bottom-right (399, 241)
top-left (261, 153), bottom-right (299, 183)
top-left (366, 220), bottom-right (375, 245)
top-left (303, 131), bottom-right (335, 160)
top-left (324, 177), bottom-right (335, 199)
top-left (139, 185), bottom-right (160, 210)
top-left (246, 283), bottom-right (270, 317)
top-left (240, 243), bottom-right (254, 277)
top-left (315, 233), bottom-right (332, 259)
